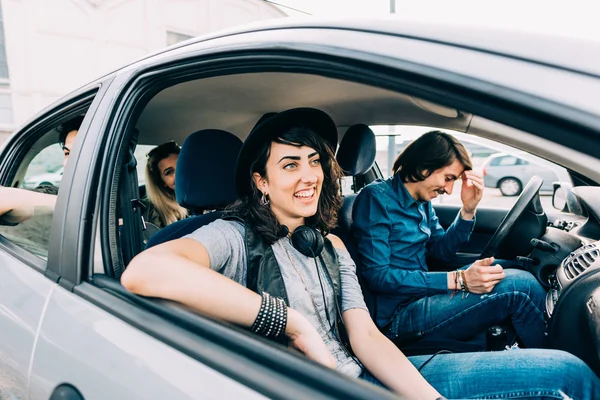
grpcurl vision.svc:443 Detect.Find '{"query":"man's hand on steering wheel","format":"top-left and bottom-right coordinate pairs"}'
top-left (463, 257), bottom-right (506, 294)
top-left (460, 170), bottom-right (484, 220)
top-left (480, 176), bottom-right (544, 259)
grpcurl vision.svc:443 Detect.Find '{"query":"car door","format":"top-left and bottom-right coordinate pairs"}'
top-left (22, 32), bottom-right (406, 400)
top-left (0, 86), bottom-right (103, 399)
top-left (0, 242), bottom-right (51, 400)
top-left (17, 71), bottom-right (273, 399)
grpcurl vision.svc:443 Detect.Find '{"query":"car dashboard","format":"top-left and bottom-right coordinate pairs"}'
top-left (526, 186), bottom-right (600, 372)
top-left (546, 241), bottom-right (600, 317)
top-left (541, 187), bottom-right (600, 318)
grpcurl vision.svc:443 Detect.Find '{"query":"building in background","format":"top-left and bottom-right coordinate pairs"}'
top-left (0, 0), bottom-right (286, 143)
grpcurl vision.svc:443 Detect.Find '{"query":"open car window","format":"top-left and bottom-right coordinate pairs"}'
top-left (370, 126), bottom-right (572, 213)
top-left (0, 109), bottom-right (92, 261)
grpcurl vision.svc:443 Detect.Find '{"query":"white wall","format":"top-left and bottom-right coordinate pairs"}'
top-left (0, 0), bottom-right (285, 136)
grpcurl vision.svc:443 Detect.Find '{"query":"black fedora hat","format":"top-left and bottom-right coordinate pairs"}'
top-left (235, 107), bottom-right (338, 198)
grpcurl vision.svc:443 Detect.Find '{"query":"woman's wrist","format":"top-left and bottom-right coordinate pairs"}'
top-left (285, 307), bottom-right (308, 339)
top-left (250, 292), bottom-right (287, 338)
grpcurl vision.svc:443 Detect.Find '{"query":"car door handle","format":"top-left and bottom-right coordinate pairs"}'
top-left (49, 384), bottom-right (85, 400)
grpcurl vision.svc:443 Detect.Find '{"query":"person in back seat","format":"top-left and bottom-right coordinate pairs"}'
top-left (0, 116), bottom-right (82, 224)
top-left (122, 109), bottom-right (599, 400)
top-left (143, 141), bottom-right (188, 228)
top-left (352, 130), bottom-right (547, 349)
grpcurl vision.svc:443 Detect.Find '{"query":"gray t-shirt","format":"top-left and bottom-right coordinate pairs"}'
top-left (184, 219), bottom-right (368, 378)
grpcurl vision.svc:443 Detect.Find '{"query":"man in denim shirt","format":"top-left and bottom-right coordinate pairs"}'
top-left (352, 131), bottom-right (547, 348)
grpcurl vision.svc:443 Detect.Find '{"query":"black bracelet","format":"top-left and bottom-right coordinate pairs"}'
top-left (251, 292), bottom-right (287, 338)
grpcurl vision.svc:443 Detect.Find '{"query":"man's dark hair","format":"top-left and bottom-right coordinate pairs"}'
top-left (392, 130), bottom-right (472, 182)
top-left (57, 116), bottom-right (84, 147)
top-left (226, 126), bottom-right (343, 244)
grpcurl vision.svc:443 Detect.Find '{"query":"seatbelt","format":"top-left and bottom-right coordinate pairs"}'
top-left (118, 128), bottom-right (145, 271)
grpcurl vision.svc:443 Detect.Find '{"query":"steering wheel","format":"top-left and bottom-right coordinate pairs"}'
top-left (480, 176), bottom-right (544, 259)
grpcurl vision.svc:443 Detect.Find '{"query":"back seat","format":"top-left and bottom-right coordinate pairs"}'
top-left (145, 129), bottom-right (242, 248)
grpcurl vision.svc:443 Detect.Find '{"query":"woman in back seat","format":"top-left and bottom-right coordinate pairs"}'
top-left (143, 141), bottom-right (188, 228)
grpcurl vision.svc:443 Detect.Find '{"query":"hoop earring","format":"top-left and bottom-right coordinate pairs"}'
top-left (260, 192), bottom-right (270, 206)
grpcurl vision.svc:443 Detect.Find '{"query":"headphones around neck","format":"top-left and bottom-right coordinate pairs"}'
top-left (278, 223), bottom-right (360, 366)
top-left (279, 225), bottom-right (324, 258)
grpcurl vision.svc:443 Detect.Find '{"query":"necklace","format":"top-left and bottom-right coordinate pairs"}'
top-left (281, 239), bottom-right (363, 368)
top-left (281, 239), bottom-right (333, 336)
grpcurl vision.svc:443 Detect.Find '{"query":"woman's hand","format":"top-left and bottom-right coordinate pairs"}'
top-left (286, 308), bottom-right (336, 369)
top-left (463, 257), bottom-right (505, 294)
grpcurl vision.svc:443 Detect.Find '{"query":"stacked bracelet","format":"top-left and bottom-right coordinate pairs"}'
top-left (460, 270), bottom-right (470, 293)
top-left (458, 270), bottom-right (470, 298)
top-left (457, 270), bottom-right (464, 290)
top-left (451, 271), bottom-right (460, 298)
top-left (250, 292), bottom-right (288, 338)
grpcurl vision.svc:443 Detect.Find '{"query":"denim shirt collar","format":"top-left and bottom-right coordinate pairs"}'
top-left (390, 175), bottom-right (419, 208)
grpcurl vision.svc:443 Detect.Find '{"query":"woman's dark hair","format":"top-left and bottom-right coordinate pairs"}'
top-left (226, 126), bottom-right (343, 244)
top-left (392, 130), bottom-right (472, 182)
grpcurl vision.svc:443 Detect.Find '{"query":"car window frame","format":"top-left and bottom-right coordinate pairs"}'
top-left (44, 78), bottom-right (114, 286)
top-left (90, 54), bottom-right (403, 400)
top-left (87, 47), bottom-right (504, 399)
top-left (0, 86), bottom-right (103, 273)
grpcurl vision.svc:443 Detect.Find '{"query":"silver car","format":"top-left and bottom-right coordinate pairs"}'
top-left (0, 18), bottom-right (600, 399)
top-left (483, 153), bottom-right (559, 196)
top-left (22, 166), bottom-right (64, 189)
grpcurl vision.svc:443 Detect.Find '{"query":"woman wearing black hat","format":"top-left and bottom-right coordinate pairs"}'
top-left (122, 108), bottom-right (599, 400)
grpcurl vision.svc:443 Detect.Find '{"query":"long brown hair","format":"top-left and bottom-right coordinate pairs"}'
top-left (145, 141), bottom-right (188, 226)
top-left (392, 130), bottom-right (472, 182)
top-left (226, 126), bottom-right (343, 244)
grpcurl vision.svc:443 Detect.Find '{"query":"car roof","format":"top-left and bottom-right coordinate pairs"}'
top-left (130, 17), bottom-right (600, 79)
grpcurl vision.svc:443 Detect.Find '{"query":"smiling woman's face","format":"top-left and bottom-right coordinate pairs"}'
top-left (158, 153), bottom-right (178, 190)
top-left (253, 142), bottom-right (324, 231)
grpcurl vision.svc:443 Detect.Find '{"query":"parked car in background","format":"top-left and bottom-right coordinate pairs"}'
top-left (22, 166), bottom-right (64, 189)
top-left (483, 153), bottom-right (559, 196)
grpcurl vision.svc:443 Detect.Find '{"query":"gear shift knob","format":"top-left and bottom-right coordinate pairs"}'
top-left (530, 238), bottom-right (557, 253)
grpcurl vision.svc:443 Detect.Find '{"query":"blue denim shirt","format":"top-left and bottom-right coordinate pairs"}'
top-left (352, 177), bottom-right (475, 327)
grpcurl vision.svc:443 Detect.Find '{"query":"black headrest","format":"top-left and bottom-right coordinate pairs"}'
top-left (175, 129), bottom-right (242, 210)
top-left (138, 184), bottom-right (146, 199)
top-left (336, 124), bottom-right (376, 176)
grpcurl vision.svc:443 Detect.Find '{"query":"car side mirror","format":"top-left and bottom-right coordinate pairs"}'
top-left (552, 181), bottom-right (583, 215)
top-left (552, 182), bottom-right (567, 211)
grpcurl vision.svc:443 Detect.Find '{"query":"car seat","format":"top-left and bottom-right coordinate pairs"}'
top-left (332, 124), bottom-right (377, 312)
top-left (145, 129), bottom-right (242, 248)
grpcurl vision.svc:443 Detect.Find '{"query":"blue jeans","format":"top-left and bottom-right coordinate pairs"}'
top-left (387, 268), bottom-right (547, 348)
top-left (360, 349), bottom-right (600, 399)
